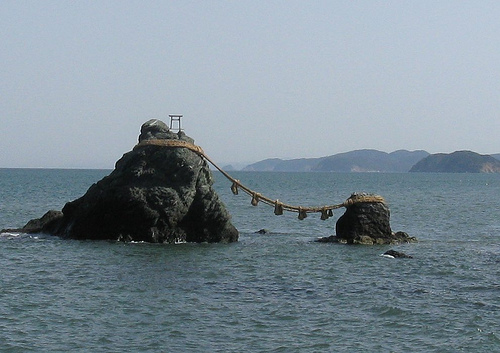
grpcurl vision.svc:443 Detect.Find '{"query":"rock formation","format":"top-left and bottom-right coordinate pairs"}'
top-left (317, 193), bottom-right (416, 245)
top-left (20, 119), bottom-right (239, 243)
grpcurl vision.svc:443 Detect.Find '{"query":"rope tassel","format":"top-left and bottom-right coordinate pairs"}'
top-left (274, 201), bottom-right (284, 215)
top-left (320, 208), bottom-right (329, 220)
top-left (298, 208), bottom-right (307, 220)
top-left (231, 181), bottom-right (239, 195)
top-left (251, 193), bottom-right (260, 206)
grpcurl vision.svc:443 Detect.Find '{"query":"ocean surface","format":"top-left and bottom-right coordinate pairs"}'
top-left (1, 168), bottom-right (499, 352)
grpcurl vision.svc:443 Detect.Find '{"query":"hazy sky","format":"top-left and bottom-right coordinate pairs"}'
top-left (1, 1), bottom-right (499, 168)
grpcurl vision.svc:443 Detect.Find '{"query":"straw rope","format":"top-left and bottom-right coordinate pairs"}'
top-left (135, 139), bottom-right (386, 220)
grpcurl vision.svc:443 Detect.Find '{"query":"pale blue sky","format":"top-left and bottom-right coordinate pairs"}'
top-left (1, 1), bottom-right (499, 168)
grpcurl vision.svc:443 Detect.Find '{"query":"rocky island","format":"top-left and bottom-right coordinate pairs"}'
top-left (13, 120), bottom-right (239, 243)
top-left (410, 151), bottom-right (500, 173)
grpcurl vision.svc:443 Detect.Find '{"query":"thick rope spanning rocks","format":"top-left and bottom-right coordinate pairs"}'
top-left (135, 139), bottom-right (386, 220)
top-left (135, 138), bottom-right (205, 155)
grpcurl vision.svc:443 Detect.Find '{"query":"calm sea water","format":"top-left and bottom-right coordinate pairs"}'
top-left (1, 168), bottom-right (499, 352)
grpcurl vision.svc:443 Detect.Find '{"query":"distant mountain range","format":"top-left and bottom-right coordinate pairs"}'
top-left (242, 150), bottom-right (500, 173)
top-left (243, 149), bottom-right (429, 172)
top-left (410, 151), bottom-right (500, 173)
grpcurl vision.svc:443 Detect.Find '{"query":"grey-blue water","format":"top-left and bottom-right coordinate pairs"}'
top-left (1, 169), bottom-right (499, 352)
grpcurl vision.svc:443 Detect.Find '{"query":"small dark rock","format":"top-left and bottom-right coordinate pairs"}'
top-left (383, 249), bottom-right (413, 258)
top-left (23, 210), bottom-right (64, 233)
top-left (315, 235), bottom-right (337, 243)
top-left (391, 231), bottom-right (417, 243)
top-left (255, 229), bottom-right (270, 234)
top-left (2, 210), bottom-right (64, 234)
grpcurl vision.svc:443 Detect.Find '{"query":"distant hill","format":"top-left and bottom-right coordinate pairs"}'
top-left (409, 151), bottom-right (500, 173)
top-left (243, 149), bottom-right (429, 172)
top-left (222, 165), bottom-right (237, 171)
top-left (493, 153), bottom-right (500, 161)
top-left (242, 157), bottom-right (323, 172)
top-left (243, 158), bottom-right (287, 172)
top-left (313, 149), bottom-right (429, 172)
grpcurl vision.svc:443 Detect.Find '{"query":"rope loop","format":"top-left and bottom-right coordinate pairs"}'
top-left (231, 180), bottom-right (239, 195)
top-left (298, 208), bottom-right (308, 220)
top-left (274, 200), bottom-right (284, 215)
top-left (251, 193), bottom-right (260, 206)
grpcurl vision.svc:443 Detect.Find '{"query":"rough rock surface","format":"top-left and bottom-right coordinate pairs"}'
top-left (1, 210), bottom-right (63, 234)
top-left (317, 193), bottom-right (416, 245)
top-left (34, 119), bottom-right (238, 243)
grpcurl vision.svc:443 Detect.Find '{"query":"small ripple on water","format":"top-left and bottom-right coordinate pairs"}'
top-left (373, 304), bottom-right (410, 317)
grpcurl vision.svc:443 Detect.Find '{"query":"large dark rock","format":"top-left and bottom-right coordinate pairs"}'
top-left (38, 119), bottom-right (238, 243)
top-left (317, 193), bottom-right (416, 245)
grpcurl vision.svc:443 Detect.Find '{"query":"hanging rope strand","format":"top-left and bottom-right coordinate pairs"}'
top-left (135, 139), bottom-right (385, 217)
